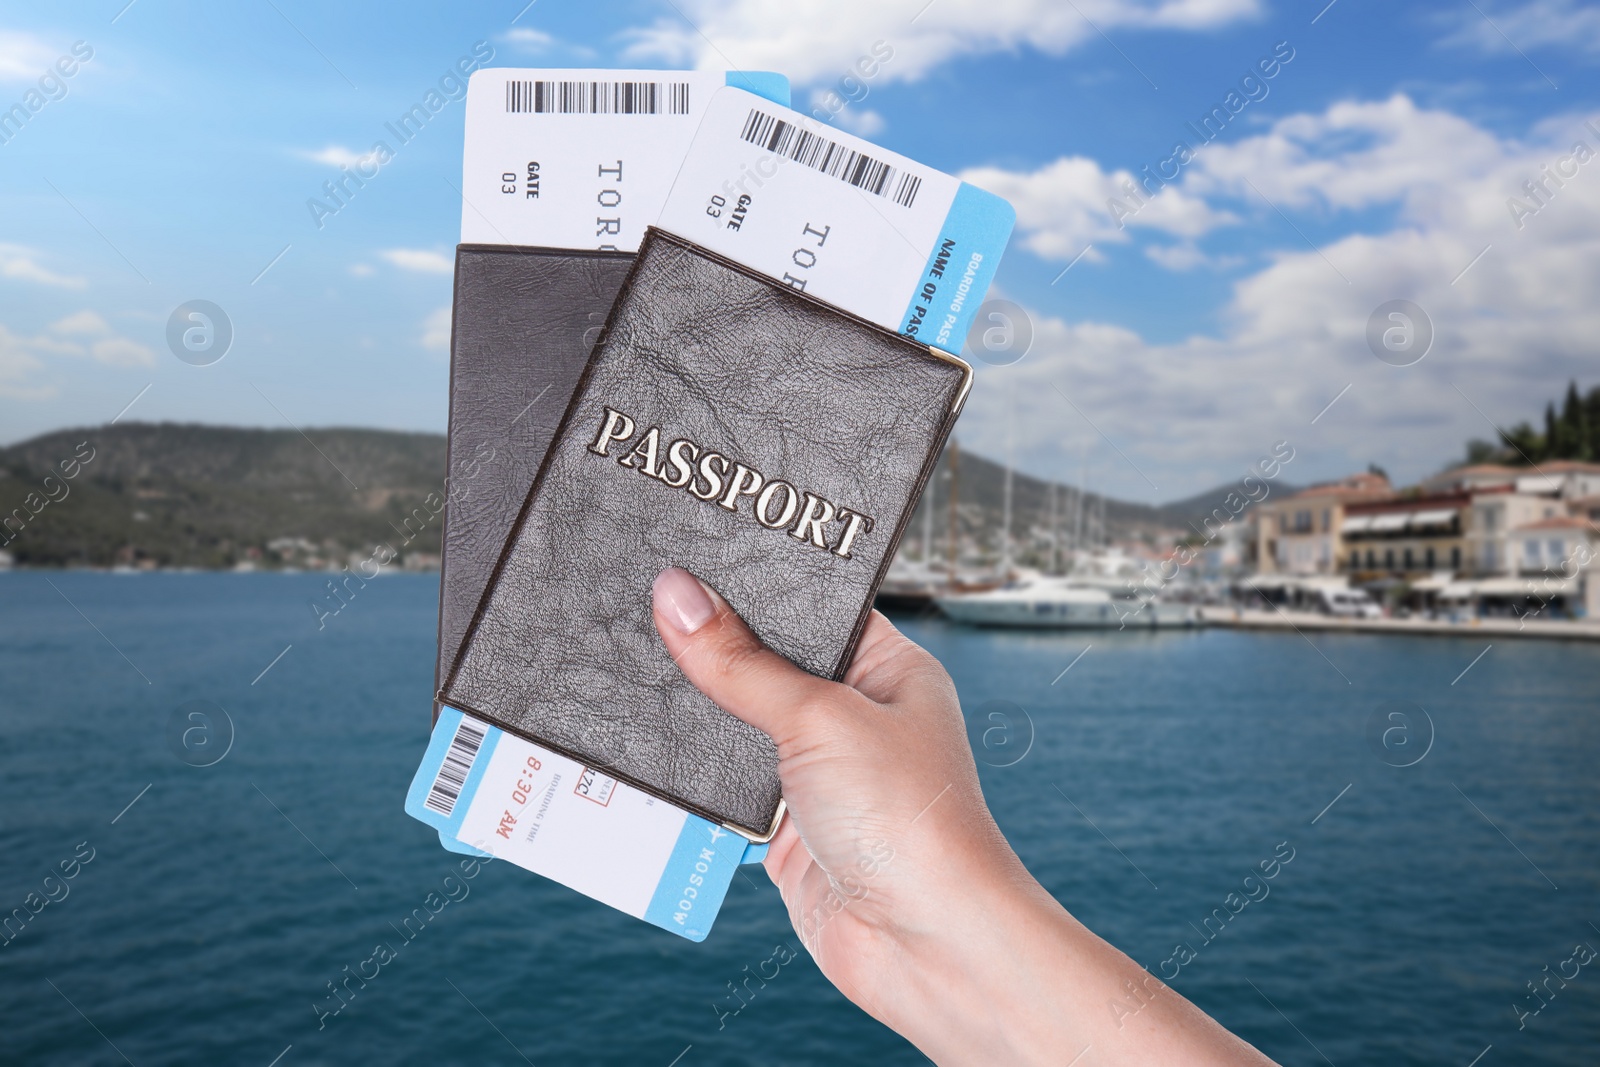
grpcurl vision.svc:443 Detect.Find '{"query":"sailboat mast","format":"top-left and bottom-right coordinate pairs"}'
top-left (947, 439), bottom-right (960, 587)
top-left (1047, 483), bottom-right (1058, 574)
top-left (1074, 446), bottom-right (1086, 556)
top-left (1001, 458), bottom-right (1013, 575)
top-left (921, 465), bottom-right (934, 564)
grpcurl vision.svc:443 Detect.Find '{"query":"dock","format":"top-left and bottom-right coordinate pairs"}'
top-left (1202, 607), bottom-right (1600, 642)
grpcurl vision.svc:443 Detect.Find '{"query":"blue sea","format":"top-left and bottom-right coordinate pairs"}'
top-left (1, 573), bottom-right (1597, 1065)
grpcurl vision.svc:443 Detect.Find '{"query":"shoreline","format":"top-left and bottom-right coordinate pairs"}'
top-left (0, 566), bottom-right (438, 575)
top-left (9, 570), bottom-right (1598, 641)
top-left (1202, 606), bottom-right (1600, 642)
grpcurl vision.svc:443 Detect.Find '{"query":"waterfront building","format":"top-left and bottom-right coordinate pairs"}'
top-left (1467, 488), bottom-right (1568, 574)
top-left (1341, 492), bottom-right (1472, 578)
top-left (1510, 460), bottom-right (1600, 500)
top-left (1255, 472), bottom-right (1393, 575)
top-left (1250, 460), bottom-right (1600, 617)
top-left (1405, 461), bottom-right (1600, 617)
top-left (1417, 463), bottom-right (1524, 495)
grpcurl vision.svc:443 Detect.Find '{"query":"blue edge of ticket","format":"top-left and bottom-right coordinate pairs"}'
top-left (406, 707), bottom-right (766, 942)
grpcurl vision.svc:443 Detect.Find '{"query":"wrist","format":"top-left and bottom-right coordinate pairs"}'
top-left (878, 830), bottom-right (1087, 1064)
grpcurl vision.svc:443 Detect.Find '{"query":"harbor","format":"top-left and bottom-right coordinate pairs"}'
top-left (878, 443), bottom-right (1600, 641)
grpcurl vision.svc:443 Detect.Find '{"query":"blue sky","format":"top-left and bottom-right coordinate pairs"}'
top-left (2, 0), bottom-right (1598, 503)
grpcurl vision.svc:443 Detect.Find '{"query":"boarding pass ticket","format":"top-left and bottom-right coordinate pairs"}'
top-left (459, 69), bottom-right (789, 250)
top-left (406, 707), bottom-right (762, 941)
top-left (655, 86), bottom-right (1015, 354)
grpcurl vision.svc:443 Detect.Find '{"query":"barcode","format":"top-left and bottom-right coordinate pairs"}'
top-left (424, 718), bottom-right (488, 817)
top-left (739, 109), bottom-right (922, 208)
top-left (505, 80), bottom-right (690, 115)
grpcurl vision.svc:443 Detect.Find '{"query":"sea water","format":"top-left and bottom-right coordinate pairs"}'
top-left (0, 573), bottom-right (1596, 1065)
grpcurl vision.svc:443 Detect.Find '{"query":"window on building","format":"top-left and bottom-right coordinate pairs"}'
top-left (1525, 539), bottom-right (1541, 564)
top-left (1482, 508), bottom-right (1497, 533)
top-left (1385, 548), bottom-right (1395, 568)
top-left (1279, 514), bottom-right (1288, 534)
top-left (1295, 510), bottom-right (1312, 533)
top-left (1450, 546), bottom-right (1461, 568)
top-left (1321, 508), bottom-right (1331, 533)
top-left (1549, 539), bottom-right (1563, 561)
top-left (1403, 547), bottom-right (1414, 569)
top-left (1424, 546), bottom-right (1435, 568)
top-left (1366, 549), bottom-right (1376, 567)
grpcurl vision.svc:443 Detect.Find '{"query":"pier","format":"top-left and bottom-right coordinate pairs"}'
top-left (1202, 607), bottom-right (1600, 642)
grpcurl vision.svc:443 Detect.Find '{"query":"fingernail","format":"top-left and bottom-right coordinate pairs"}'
top-left (653, 567), bottom-right (716, 634)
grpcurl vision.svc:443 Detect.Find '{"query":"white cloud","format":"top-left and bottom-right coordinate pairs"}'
top-left (833, 107), bottom-right (885, 138)
top-left (1180, 95), bottom-right (1509, 218)
top-left (381, 249), bottom-right (454, 274)
top-left (502, 27), bottom-right (556, 52)
top-left (960, 156), bottom-right (1236, 259)
top-left (1445, 0), bottom-right (1600, 56)
top-left (349, 263), bottom-right (374, 277)
top-left (300, 145), bottom-right (383, 169)
top-left (620, 0), bottom-right (1260, 85)
top-left (88, 337), bottom-right (156, 367)
top-left (0, 31), bottom-right (54, 82)
top-left (49, 309), bottom-right (111, 336)
top-left (0, 324), bottom-right (50, 400)
top-left (953, 96), bottom-right (1600, 499)
top-left (26, 333), bottom-right (86, 357)
top-left (0, 244), bottom-right (86, 288)
top-left (0, 308), bottom-right (156, 394)
top-left (421, 306), bottom-right (451, 353)
top-left (1143, 242), bottom-right (1231, 271)
top-left (803, 88), bottom-right (887, 136)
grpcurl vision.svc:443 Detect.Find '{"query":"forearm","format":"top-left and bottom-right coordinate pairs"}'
top-left (882, 847), bottom-right (1276, 1066)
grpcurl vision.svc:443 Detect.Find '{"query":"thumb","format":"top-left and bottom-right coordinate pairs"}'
top-left (651, 566), bottom-right (833, 747)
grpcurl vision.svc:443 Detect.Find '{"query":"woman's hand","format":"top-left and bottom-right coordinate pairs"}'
top-left (651, 566), bottom-right (1276, 1066)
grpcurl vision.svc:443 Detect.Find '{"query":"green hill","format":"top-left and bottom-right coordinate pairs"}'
top-left (0, 423), bottom-right (446, 569)
top-left (1, 422), bottom-right (1273, 570)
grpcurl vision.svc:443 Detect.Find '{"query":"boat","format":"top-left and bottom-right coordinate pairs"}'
top-left (918, 441), bottom-right (1202, 630)
top-left (934, 575), bottom-right (1120, 628)
top-left (934, 571), bottom-right (1202, 630)
top-left (876, 557), bottom-right (1004, 612)
top-left (875, 558), bottom-right (944, 611)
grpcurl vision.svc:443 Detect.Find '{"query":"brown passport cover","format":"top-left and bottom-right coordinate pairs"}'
top-left (441, 228), bottom-right (970, 838)
top-left (434, 244), bottom-right (634, 716)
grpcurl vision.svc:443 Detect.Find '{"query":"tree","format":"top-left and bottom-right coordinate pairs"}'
top-left (1492, 381), bottom-right (1598, 465)
top-left (1499, 421), bottom-right (1544, 463)
top-left (1587, 384), bottom-right (1600, 458)
top-left (1562, 380), bottom-right (1592, 460)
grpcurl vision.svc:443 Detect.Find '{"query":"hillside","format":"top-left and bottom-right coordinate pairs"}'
top-left (0, 422), bottom-right (1271, 569)
top-left (0, 423), bottom-right (446, 569)
top-left (904, 446), bottom-right (1293, 567)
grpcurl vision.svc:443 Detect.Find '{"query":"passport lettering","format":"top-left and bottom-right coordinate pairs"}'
top-left (588, 406), bottom-right (874, 558)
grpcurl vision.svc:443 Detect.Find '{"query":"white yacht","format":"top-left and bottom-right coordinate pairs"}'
top-left (935, 576), bottom-right (1119, 628)
top-left (934, 550), bottom-right (1203, 627)
top-left (934, 562), bottom-right (1203, 630)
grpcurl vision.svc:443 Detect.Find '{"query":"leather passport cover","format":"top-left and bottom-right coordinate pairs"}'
top-left (441, 228), bottom-right (971, 837)
top-left (434, 244), bottom-right (635, 714)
